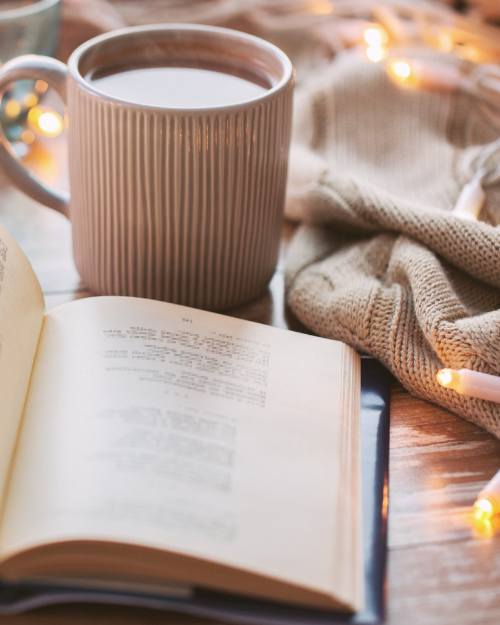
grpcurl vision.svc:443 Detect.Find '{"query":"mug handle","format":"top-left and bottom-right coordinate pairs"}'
top-left (0, 55), bottom-right (70, 217)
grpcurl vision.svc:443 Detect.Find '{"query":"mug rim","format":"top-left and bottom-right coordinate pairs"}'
top-left (0, 0), bottom-right (59, 22)
top-left (67, 23), bottom-right (294, 114)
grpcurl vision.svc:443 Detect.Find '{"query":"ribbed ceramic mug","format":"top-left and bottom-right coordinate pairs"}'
top-left (0, 24), bottom-right (294, 310)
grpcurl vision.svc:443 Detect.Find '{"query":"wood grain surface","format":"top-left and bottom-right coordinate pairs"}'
top-left (1, 167), bottom-right (500, 625)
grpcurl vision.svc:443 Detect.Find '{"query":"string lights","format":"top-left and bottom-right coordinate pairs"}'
top-left (37, 111), bottom-right (63, 136)
top-left (386, 58), bottom-right (463, 91)
top-left (27, 106), bottom-right (63, 138)
top-left (363, 25), bottom-right (389, 62)
top-left (239, 1), bottom-right (500, 66)
top-left (1, 2), bottom-right (499, 159)
top-left (473, 468), bottom-right (500, 524)
top-left (0, 77), bottom-right (63, 160)
top-left (4, 99), bottom-right (20, 119)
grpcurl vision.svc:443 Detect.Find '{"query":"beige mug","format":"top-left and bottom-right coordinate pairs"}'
top-left (0, 24), bottom-right (294, 310)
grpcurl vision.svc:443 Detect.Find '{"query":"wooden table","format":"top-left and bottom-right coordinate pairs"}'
top-left (1, 168), bottom-right (500, 625)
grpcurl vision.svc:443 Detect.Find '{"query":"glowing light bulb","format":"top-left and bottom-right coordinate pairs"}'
top-left (473, 467), bottom-right (500, 529)
top-left (4, 99), bottom-right (21, 118)
top-left (474, 498), bottom-right (494, 521)
top-left (35, 80), bottom-right (48, 94)
top-left (391, 60), bottom-right (411, 79)
top-left (363, 26), bottom-right (388, 47)
top-left (28, 106), bottom-right (42, 124)
top-left (366, 46), bottom-right (387, 62)
top-left (386, 60), bottom-right (416, 88)
top-left (363, 25), bottom-right (389, 63)
top-left (387, 59), bottom-right (462, 92)
top-left (37, 111), bottom-right (63, 137)
top-left (436, 369), bottom-right (462, 394)
top-left (436, 369), bottom-right (453, 387)
top-left (23, 92), bottom-right (38, 108)
top-left (21, 129), bottom-right (35, 144)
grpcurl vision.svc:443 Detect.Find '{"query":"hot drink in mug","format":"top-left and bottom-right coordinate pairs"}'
top-left (0, 25), bottom-right (294, 310)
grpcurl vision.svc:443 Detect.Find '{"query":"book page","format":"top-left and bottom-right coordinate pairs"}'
top-left (0, 222), bottom-right (44, 513)
top-left (0, 296), bottom-right (360, 604)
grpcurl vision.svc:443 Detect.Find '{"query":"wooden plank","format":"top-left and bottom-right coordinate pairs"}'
top-left (0, 179), bottom-right (81, 296)
top-left (388, 382), bottom-right (500, 624)
top-left (388, 540), bottom-right (500, 625)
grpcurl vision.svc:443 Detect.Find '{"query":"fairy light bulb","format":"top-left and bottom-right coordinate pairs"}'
top-left (393, 61), bottom-right (411, 78)
top-left (35, 80), bottom-right (48, 94)
top-left (387, 60), bottom-right (412, 84)
top-left (363, 26), bottom-right (388, 47)
top-left (436, 369), bottom-right (453, 387)
top-left (21, 129), bottom-right (35, 144)
top-left (474, 498), bottom-right (494, 521)
top-left (387, 58), bottom-right (462, 91)
top-left (366, 46), bottom-right (387, 62)
top-left (4, 99), bottom-right (21, 118)
top-left (363, 25), bottom-right (388, 63)
top-left (37, 111), bottom-right (63, 137)
top-left (23, 92), bottom-right (38, 108)
top-left (27, 106), bottom-right (42, 125)
top-left (387, 60), bottom-right (412, 86)
top-left (471, 467), bottom-right (500, 525)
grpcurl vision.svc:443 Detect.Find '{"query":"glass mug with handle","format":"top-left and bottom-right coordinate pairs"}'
top-left (0, 24), bottom-right (294, 311)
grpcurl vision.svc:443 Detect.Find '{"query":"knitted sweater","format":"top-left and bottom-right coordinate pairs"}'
top-left (284, 53), bottom-right (500, 438)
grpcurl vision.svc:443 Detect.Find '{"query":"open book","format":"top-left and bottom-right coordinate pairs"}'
top-left (0, 222), bottom-right (363, 614)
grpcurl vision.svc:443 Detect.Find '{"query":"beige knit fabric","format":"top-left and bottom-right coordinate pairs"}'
top-left (284, 54), bottom-right (500, 438)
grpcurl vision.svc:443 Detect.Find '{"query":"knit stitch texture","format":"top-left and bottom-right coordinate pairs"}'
top-left (284, 54), bottom-right (500, 438)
